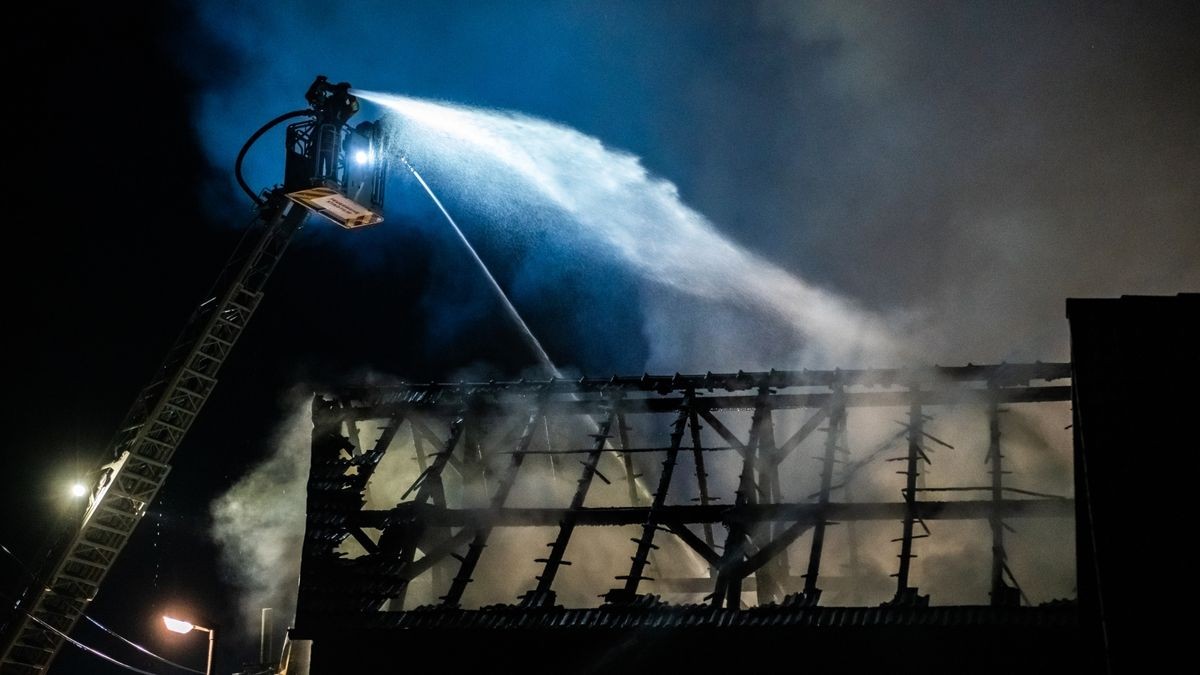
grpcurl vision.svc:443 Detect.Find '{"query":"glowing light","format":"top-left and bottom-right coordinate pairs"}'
top-left (162, 616), bottom-right (194, 634)
top-left (70, 483), bottom-right (87, 498)
top-left (353, 149), bottom-right (371, 165)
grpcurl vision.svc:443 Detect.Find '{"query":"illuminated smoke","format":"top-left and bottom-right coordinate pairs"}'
top-left (359, 91), bottom-right (906, 370)
top-left (210, 392), bottom-right (311, 636)
top-left (208, 93), bottom-right (1082, 636)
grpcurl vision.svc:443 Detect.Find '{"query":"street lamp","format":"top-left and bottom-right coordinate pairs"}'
top-left (162, 615), bottom-right (216, 675)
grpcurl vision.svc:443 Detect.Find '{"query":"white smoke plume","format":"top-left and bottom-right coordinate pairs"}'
top-left (187, 0), bottom-right (1199, 641)
top-left (210, 88), bottom-right (1080, 632)
top-left (208, 97), bottom-right (1079, 636)
top-left (210, 390), bottom-right (311, 632)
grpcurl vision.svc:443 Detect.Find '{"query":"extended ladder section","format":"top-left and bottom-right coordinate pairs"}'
top-left (0, 191), bottom-right (308, 673)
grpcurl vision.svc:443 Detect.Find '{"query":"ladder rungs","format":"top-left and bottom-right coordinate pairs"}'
top-left (100, 484), bottom-right (147, 504)
top-left (150, 418), bottom-right (189, 435)
top-left (173, 385), bottom-right (210, 400)
top-left (30, 603), bottom-right (76, 622)
top-left (18, 624), bottom-right (64, 642)
top-left (180, 367), bottom-right (217, 384)
top-left (226, 297), bottom-right (256, 314)
top-left (106, 488), bottom-right (151, 506)
top-left (202, 332), bottom-right (235, 348)
top-left (77, 537), bottom-right (121, 554)
top-left (128, 453), bottom-right (171, 471)
top-left (117, 476), bottom-right (166, 496)
top-left (56, 571), bottom-right (102, 587)
top-left (6, 647), bottom-right (54, 659)
top-left (161, 401), bottom-right (199, 418)
top-left (4, 655), bottom-right (53, 666)
top-left (116, 468), bottom-right (164, 487)
top-left (64, 554), bottom-right (109, 572)
top-left (34, 596), bottom-right (84, 615)
top-left (189, 351), bottom-right (224, 368)
top-left (83, 521), bottom-right (131, 537)
top-left (136, 435), bottom-right (176, 450)
top-left (199, 329), bottom-right (235, 348)
top-left (0, 220), bottom-right (297, 673)
top-left (214, 313), bottom-right (248, 330)
top-left (94, 504), bottom-right (139, 523)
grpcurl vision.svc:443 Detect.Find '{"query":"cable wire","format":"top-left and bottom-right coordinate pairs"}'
top-left (235, 109), bottom-right (312, 205)
top-left (12, 604), bottom-right (163, 675)
top-left (84, 616), bottom-right (205, 674)
top-left (1, 544), bottom-right (203, 674)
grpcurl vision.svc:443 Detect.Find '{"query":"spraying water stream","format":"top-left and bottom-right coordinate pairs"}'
top-left (400, 155), bottom-right (660, 509)
top-left (214, 91), bottom-right (903, 626)
top-left (400, 155), bottom-right (561, 377)
top-left (210, 92), bottom-right (1072, 632)
top-left (401, 151), bottom-right (665, 513)
top-left (358, 91), bottom-right (903, 368)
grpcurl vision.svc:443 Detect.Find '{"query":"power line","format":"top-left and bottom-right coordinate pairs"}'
top-left (14, 606), bottom-right (163, 675)
top-left (84, 616), bottom-right (205, 675)
top-left (2, 543), bottom-right (204, 674)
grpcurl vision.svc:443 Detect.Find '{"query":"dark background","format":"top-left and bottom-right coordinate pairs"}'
top-left (3, 2), bottom-right (1197, 672)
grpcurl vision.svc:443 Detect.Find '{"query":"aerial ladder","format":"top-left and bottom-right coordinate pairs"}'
top-left (1, 76), bottom-right (389, 674)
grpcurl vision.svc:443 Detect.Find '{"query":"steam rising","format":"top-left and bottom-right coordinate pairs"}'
top-left (188, 0), bottom-right (1199, 639)
top-left (209, 95), bottom-right (1080, 636)
top-left (210, 393), bottom-right (310, 631)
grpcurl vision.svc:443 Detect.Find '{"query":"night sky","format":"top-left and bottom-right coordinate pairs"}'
top-left (3, 2), bottom-right (1197, 673)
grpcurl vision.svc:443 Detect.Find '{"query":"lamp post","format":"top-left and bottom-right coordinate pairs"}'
top-left (163, 615), bottom-right (216, 675)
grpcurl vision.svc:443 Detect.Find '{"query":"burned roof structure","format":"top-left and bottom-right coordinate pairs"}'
top-left (289, 362), bottom-right (1100, 673)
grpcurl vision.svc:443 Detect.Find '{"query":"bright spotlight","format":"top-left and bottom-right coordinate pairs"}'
top-left (354, 149), bottom-right (370, 165)
top-left (70, 483), bottom-right (87, 498)
top-left (162, 616), bottom-right (195, 634)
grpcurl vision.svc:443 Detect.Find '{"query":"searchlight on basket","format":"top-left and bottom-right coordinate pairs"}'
top-left (283, 76), bottom-right (389, 229)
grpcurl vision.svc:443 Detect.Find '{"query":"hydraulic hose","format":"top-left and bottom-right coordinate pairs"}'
top-left (235, 109), bottom-right (313, 205)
